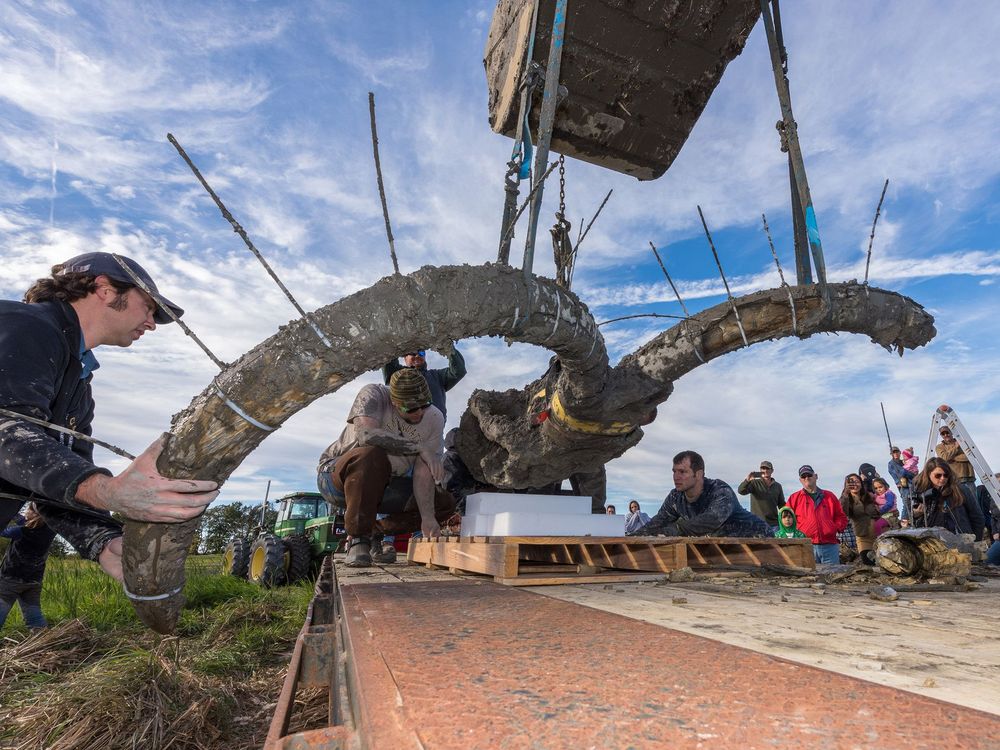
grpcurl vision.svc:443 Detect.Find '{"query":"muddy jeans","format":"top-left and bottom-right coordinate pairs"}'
top-left (320, 446), bottom-right (455, 538)
top-left (1, 499), bottom-right (121, 562)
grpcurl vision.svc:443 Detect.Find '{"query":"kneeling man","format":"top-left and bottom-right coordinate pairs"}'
top-left (317, 369), bottom-right (455, 566)
top-left (630, 450), bottom-right (771, 538)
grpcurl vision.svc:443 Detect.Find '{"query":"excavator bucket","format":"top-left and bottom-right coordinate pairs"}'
top-left (484, 0), bottom-right (760, 180)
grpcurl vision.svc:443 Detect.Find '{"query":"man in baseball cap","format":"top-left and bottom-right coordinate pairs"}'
top-left (58, 252), bottom-right (184, 324)
top-left (316, 368), bottom-right (456, 567)
top-left (783, 464), bottom-right (848, 565)
top-left (0, 253), bottom-right (217, 586)
top-left (737, 459), bottom-right (784, 529)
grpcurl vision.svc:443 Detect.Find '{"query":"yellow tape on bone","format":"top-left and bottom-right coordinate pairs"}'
top-left (548, 391), bottom-right (636, 436)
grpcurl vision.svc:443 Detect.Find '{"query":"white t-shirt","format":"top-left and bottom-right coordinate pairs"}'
top-left (318, 384), bottom-right (444, 476)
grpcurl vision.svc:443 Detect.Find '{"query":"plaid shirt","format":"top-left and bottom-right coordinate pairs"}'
top-left (837, 524), bottom-right (857, 551)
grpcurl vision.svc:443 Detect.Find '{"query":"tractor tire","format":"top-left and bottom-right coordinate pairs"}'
top-left (223, 537), bottom-right (250, 578)
top-left (283, 535), bottom-right (312, 583)
top-left (248, 533), bottom-right (286, 587)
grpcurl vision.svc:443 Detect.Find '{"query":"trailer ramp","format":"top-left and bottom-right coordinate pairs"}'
top-left (266, 557), bottom-right (1000, 748)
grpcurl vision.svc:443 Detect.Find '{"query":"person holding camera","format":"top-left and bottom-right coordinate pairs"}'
top-left (910, 458), bottom-right (983, 537)
top-left (737, 460), bottom-right (784, 529)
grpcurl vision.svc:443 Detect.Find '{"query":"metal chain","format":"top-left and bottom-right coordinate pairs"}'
top-left (558, 154), bottom-right (566, 218)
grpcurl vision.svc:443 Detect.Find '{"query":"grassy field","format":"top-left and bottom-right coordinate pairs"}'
top-left (0, 554), bottom-right (318, 749)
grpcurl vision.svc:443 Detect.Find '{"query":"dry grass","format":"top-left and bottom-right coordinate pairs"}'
top-left (0, 560), bottom-right (314, 749)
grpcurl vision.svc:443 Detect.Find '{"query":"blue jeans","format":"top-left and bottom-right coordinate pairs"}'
top-left (813, 543), bottom-right (840, 565)
top-left (986, 541), bottom-right (1000, 566)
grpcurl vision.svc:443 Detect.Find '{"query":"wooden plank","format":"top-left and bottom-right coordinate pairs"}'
top-left (412, 536), bottom-right (810, 579)
top-left (408, 540), bottom-right (514, 577)
top-left (686, 542), bottom-right (708, 566)
top-left (515, 541), bottom-right (683, 572)
top-left (738, 543), bottom-right (762, 565)
top-left (497, 572), bottom-right (668, 586)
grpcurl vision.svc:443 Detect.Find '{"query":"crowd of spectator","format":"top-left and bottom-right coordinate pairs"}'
top-left (615, 431), bottom-right (1000, 567)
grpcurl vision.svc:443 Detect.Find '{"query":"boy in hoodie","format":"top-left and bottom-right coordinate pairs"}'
top-left (774, 506), bottom-right (807, 539)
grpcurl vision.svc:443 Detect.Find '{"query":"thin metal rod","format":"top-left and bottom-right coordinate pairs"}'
top-left (368, 92), bottom-right (401, 276)
top-left (166, 133), bottom-right (331, 347)
top-left (864, 178), bottom-right (890, 286)
top-left (111, 253), bottom-right (228, 370)
top-left (648, 241), bottom-right (691, 318)
top-left (649, 241), bottom-right (704, 362)
top-left (499, 160), bottom-right (559, 249)
top-left (759, 0), bottom-right (826, 286)
top-left (761, 213), bottom-right (798, 335)
top-left (697, 206), bottom-right (749, 347)
top-left (0, 406), bottom-right (135, 460)
top-left (572, 189), bottom-right (612, 258)
top-left (567, 188), bottom-right (612, 288)
top-left (522, 0), bottom-right (568, 276)
top-left (880, 401), bottom-right (894, 452)
top-left (598, 312), bottom-right (686, 327)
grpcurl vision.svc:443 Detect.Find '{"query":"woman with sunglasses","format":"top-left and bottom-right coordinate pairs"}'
top-left (910, 458), bottom-right (980, 536)
top-left (839, 473), bottom-right (881, 563)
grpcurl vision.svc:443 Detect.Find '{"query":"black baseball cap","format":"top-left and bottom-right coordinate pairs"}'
top-left (59, 252), bottom-right (183, 324)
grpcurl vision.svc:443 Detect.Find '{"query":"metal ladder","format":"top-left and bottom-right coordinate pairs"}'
top-left (925, 404), bottom-right (1000, 507)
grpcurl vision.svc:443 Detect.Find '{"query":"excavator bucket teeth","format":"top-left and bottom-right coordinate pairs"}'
top-left (484, 0), bottom-right (760, 180)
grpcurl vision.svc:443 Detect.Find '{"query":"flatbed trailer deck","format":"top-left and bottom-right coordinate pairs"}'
top-left (266, 551), bottom-right (1000, 749)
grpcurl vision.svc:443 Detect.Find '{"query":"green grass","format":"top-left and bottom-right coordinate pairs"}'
top-left (0, 555), bottom-right (317, 749)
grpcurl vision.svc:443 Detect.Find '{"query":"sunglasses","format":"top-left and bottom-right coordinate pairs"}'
top-left (404, 350), bottom-right (426, 358)
top-left (400, 402), bottom-right (432, 414)
top-left (846, 479), bottom-right (860, 485)
top-left (799, 473), bottom-right (814, 479)
top-left (930, 471), bottom-right (947, 479)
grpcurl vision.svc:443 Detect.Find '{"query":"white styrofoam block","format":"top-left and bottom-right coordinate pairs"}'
top-left (465, 511), bottom-right (625, 537)
top-left (464, 492), bottom-right (591, 519)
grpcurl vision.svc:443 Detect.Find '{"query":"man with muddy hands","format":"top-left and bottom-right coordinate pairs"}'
top-left (316, 368), bottom-right (455, 567)
top-left (0, 253), bottom-right (219, 582)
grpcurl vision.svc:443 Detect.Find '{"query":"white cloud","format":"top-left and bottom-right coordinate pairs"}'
top-left (3, 0), bottom-right (1000, 510)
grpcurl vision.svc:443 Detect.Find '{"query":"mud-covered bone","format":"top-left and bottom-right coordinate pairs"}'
top-left (122, 265), bottom-right (936, 633)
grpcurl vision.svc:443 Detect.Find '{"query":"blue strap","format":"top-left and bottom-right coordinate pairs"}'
top-left (805, 205), bottom-right (821, 246)
top-left (515, 113), bottom-right (533, 181)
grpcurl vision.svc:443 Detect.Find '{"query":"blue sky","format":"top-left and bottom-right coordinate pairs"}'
top-left (2, 1), bottom-right (999, 512)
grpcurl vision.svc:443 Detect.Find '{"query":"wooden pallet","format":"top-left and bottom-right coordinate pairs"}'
top-left (406, 536), bottom-right (814, 585)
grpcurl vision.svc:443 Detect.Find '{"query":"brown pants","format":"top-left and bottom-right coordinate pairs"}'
top-left (331, 446), bottom-right (455, 537)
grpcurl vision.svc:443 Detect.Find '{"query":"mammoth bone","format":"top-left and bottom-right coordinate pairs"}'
top-left (123, 263), bottom-right (935, 632)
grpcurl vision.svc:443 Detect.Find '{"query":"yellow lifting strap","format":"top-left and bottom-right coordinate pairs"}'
top-left (548, 391), bottom-right (636, 437)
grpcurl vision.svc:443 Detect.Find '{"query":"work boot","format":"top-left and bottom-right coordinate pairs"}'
top-left (372, 542), bottom-right (397, 564)
top-left (344, 537), bottom-right (372, 567)
top-left (370, 532), bottom-right (397, 564)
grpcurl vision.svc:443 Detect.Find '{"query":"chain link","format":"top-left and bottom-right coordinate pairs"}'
top-left (558, 154), bottom-right (566, 217)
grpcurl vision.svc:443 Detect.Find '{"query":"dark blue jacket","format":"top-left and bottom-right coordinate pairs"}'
top-left (0, 300), bottom-right (119, 557)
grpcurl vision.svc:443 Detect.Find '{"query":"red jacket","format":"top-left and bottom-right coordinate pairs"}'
top-left (785, 488), bottom-right (848, 545)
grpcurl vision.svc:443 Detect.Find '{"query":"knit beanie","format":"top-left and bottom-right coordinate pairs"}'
top-left (389, 368), bottom-right (432, 411)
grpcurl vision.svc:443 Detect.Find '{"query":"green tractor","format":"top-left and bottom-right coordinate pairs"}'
top-left (223, 489), bottom-right (346, 587)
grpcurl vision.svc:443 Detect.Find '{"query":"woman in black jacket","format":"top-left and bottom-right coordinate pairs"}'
top-left (911, 458), bottom-right (978, 536)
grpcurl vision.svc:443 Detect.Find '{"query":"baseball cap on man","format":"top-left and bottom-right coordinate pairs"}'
top-left (798, 464), bottom-right (815, 477)
top-left (760, 460), bottom-right (773, 470)
top-left (389, 368), bottom-right (432, 412)
top-left (59, 252), bottom-right (183, 324)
